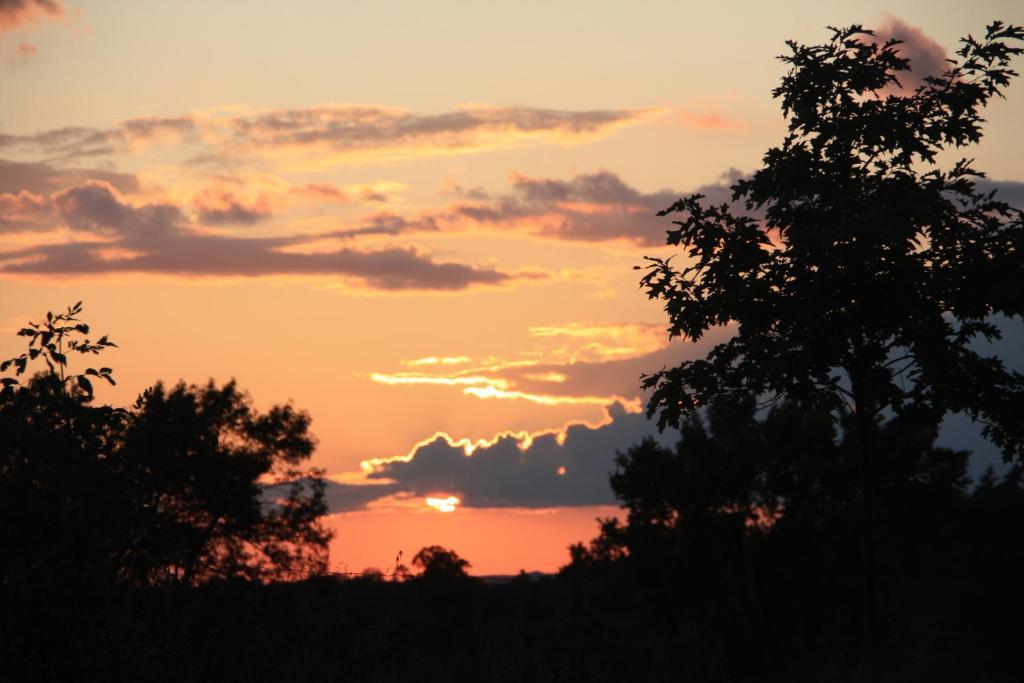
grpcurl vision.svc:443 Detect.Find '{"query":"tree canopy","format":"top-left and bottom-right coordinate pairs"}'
top-left (639, 22), bottom-right (1024, 459)
top-left (0, 304), bottom-right (331, 588)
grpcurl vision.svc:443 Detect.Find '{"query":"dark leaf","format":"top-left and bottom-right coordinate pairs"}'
top-left (77, 375), bottom-right (94, 396)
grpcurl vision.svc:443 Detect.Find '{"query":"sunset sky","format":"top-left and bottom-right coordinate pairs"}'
top-left (3, 0), bottom-right (1023, 574)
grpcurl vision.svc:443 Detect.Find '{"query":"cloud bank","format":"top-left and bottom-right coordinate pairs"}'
top-left (0, 179), bottom-right (538, 290)
top-left (447, 168), bottom-right (743, 245)
top-left (357, 402), bottom-right (677, 509)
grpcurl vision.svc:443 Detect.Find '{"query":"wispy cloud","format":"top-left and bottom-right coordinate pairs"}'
top-left (0, 180), bottom-right (543, 291)
top-left (188, 177), bottom-right (401, 226)
top-left (0, 104), bottom-right (656, 166)
top-left (0, 116), bottom-right (197, 160)
top-left (674, 108), bottom-right (748, 131)
top-left (206, 104), bottom-right (657, 165)
top-left (369, 321), bottom-right (673, 407)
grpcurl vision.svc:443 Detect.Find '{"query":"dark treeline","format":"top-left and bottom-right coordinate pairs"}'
top-left (3, 361), bottom-right (1022, 681)
top-left (562, 399), bottom-right (1024, 680)
top-left (4, 19), bottom-right (1024, 683)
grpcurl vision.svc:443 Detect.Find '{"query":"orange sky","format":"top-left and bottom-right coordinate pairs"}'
top-left (2, 0), bottom-right (1023, 574)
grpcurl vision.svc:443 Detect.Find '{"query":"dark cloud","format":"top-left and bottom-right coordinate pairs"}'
top-left (263, 479), bottom-right (400, 514)
top-left (874, 16), bottom-right (948, 92)
top-left (53, 181), bottom-right (186, 240)
top-left (323, 482), bottom-right (402, 513)
top-left (337, 311), bottom-right (1024, 512)
top-left (0, 116), bottom-right (196, 160)
top-left (193, 190), bottom-right (272, 226)
top-left (451, 169), bottom-right (743, 246)
top-left (441, 180), bottom-right (491, 201)
top-left (0, 0), bottom-right (62, 33)
top-left (320, 213), bottom-right (440, 240)
top-left (0, 158), bottom-right (139, 195)
top-left (363, 402), bottom-right (677, 508)
top-left (196, 202), bottom-right (269, 226)
top-left (352, 321), bottom-right (1024, 510)
top-left (0, 180), bottom-right (528, 290)
top-left (0, 161), bottom-right (141, 233)
top-left (980, 179), bottom-right (1024, 211)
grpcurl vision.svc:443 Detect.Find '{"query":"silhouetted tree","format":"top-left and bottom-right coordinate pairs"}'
top-left (118, 379), bottom-right (332, 584)
top-left (0, 303), bottom-right (332, 589)
top-left (412, 545), bottom-right (471, 580)
top-left (565, 397), bottom-right (978, 666)
top-left (638, 21), bottom-right (1024, 673)
top-left (641, 22), bottom-right (1024, 449)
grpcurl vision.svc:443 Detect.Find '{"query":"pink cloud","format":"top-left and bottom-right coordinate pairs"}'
top-left (676, 109), bottom-right (747, 131)
top-left (0, 189), bottom-right (48, 230)
top-left (874, 16), bottom-right (948, 92)
top-left (192, 188), bottom-right (273, 226)
top-left (0, 0), bottom-right (62, 34)
top-left (9, 39), bottom-right (36, 63)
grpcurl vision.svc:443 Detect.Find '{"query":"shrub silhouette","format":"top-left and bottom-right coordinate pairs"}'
top-left (412, 545), bottom-right (471, 580)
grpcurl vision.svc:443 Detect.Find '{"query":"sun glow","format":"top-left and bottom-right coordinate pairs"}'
top-left (425, 496), bottom-right (460, 513)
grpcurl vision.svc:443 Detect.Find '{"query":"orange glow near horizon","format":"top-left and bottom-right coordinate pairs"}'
top-left (328, 505), bottom-right (623, 576)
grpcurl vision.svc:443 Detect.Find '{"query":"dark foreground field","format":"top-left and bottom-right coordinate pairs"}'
top-left (4, 550), bottom-right (1020, 683)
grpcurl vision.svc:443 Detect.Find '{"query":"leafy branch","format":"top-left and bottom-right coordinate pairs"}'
top-left (1, 301), bottom-right (118, 400)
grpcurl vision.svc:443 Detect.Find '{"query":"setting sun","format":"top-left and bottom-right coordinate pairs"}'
top-left (425, 496), bottom-right (461, 513)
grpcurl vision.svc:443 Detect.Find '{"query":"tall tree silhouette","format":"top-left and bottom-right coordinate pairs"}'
top-left (638, 21), bottom-right (1024, 677)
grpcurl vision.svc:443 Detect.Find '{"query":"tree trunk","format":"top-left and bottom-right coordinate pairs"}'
top-left (853, 385), bottom-right (877, 683)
